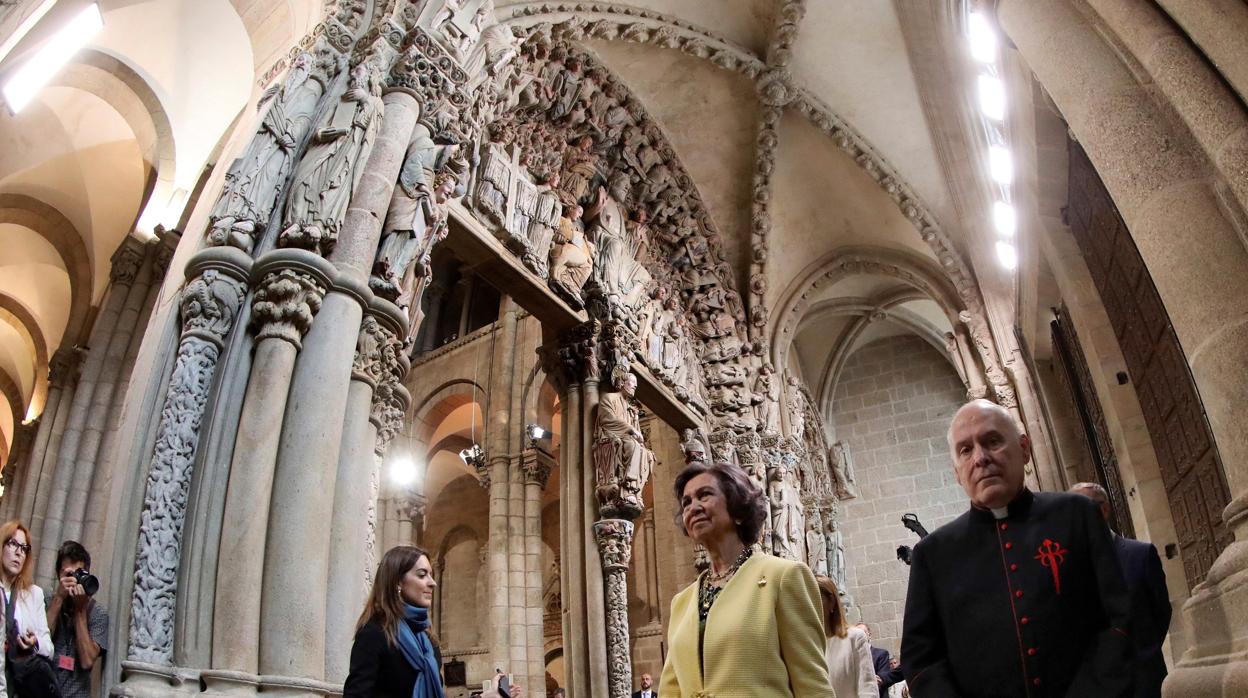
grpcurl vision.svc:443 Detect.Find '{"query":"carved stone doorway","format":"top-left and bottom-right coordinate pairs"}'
top-left (1066, 139), bottom-right (1232, 586)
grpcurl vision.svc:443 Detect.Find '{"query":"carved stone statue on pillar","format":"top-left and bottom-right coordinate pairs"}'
top-left (755, 363), bottom-right (781, 434)
top-left (679, 428), bottom-right (708, 464)
top-left (804, 506), bottom-right (828, 576)
top-left (593, 371), bottom-right (655, 519)
top-left (767, 458), bottom-right (803, 560)
top-left (829, 439), bottom-right (858, 499)
top-left (372, 128), bottom-right (469, 301)
top-left (210, 49), bottom-right (342, 252)
top-left (280, 59), bottom-right (385, 256)
top-left (784, 374), bottom-right (806, 440)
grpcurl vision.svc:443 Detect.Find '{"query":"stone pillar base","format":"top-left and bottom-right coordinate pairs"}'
top-left (111, 662), bottom-right (202, 698)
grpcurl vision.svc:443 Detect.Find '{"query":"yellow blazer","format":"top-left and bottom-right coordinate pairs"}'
top-left (659, 553), bottom-right (832, 698)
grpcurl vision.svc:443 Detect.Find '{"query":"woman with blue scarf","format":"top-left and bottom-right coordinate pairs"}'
top-left (345, 546), bottom-right (444, 698)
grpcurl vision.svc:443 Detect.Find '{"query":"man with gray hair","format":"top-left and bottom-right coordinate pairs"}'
top-left (901, 399), bottom-right (1133, 696)
top-left (1071, 482), bottom-right (1171, 697)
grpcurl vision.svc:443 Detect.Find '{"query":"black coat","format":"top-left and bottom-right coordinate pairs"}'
top-left (343, 620), bottom-right (442, 698)
top-left (872, 646), bottom-right (904, 698)
top-left (901, 489), bottom-right (1133, 697)
top-left (1114, 534), bottom-right (1171, 698)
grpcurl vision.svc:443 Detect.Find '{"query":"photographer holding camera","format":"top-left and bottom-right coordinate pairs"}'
top-left (44, 542), bottom-right (107, 698)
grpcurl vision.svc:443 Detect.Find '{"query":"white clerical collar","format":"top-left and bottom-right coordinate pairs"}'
top-left (991, 506), bottom-right (1009, 519)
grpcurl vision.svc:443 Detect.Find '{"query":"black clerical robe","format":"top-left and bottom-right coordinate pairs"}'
top-left (901, 488), bottom-right (1133, 697)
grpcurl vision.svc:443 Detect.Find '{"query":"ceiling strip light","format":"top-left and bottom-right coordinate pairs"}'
top-left (0, 0), bottom-right (57, 64)
top-left (993, 201), bottom-right (1016, 237)
top-left (3, 3), bottom-right (103, 114)
top-left (996, 241), bottom-right (1018, 270)
top-left (978, 75), bottom-right (1005, 121)
top-left (967, 12), bottom-right (997, 64)
top-left (988, 145), bottom-right (1014, 185)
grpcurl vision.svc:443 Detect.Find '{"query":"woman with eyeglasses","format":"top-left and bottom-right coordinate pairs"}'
top-left (1, 520), bottom-right (53, 693)
top-left (343, 545), bottom-right (444, 698)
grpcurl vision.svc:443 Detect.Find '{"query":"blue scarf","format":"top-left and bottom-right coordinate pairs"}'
top-left (397, 604), bottom-right (443, 698)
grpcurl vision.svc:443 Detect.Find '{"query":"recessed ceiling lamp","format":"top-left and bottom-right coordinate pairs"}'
top-left (993, 201), bottom-right (1016, 237)
top-left (996, 241), bottom-right (1018, 270)
top-left (3, 3), bottom-right (103, 114)
top-left (977, 75), bottom-right (1005, 121)
top-left (967, 11), bottom-right (997, 64)
top-left (389, 457), bottom-right (418, 487)
top-left (988, 145), bottom-right (1014, 185)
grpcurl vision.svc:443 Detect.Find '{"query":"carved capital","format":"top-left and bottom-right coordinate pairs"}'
top-left (396, 491), bottom-right (427, 523)
top-left (353, 314), bottom-right (387, 386)
top-left (48, 347), bottom-right (84, 387)
top-left (110, 239), bottom-right (146, 287)
top-left (181, 269), bottom-right (247, 348)
top-left (250, 268), bottom-right (327, 347)
top-left (593, 519), bottom-right (634, 572)
top-left (152, 228), bottom-right (182, 279)
top-left (521, 448), bottom-right (555, 489)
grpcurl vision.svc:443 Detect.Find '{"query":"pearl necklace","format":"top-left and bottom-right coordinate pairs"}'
top-left (698, 546), bottom-right (754, 619)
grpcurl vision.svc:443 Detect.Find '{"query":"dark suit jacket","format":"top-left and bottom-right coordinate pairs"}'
top-left (901, 489), bottom-right (1133, 697)
top-left (1114, 534), bottom-right (1172, 698)
top-left (632, 690), bottom-right (658, 698)
top-left (871, 646), bottom-right (903, 698)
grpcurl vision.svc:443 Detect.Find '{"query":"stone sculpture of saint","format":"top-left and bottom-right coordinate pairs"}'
top-left (372, 127), bottom-right (467, 301)
top-left (280, 60), bottom-right (385, 256)
top-left (680, 428), bottom-right (708, 464)
top-left (547, 204), bottom-right (594, 308)
top-left (829, 440), bottom-right (859, 499)
top-left (768, 461), bottom-right (803, 560)
top-left (785, 375), bottom-right (807, 440)
top-left (210, 50), bottom-right (337, 252)
top-left (805, 510), bottom-right (828, 576)
top-left (558, 134), bottom-right (597, 205)
top-left (593, 372), bottom-right (656, 518)
top-left (755, 363), bottom-right (781, 434)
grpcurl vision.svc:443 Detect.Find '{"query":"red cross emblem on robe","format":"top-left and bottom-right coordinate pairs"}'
top-left (1035, 538), bottom-right (1069, 594)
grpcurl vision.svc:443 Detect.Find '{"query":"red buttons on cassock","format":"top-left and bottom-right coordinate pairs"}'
top-left (1005, 542), bottom-right (1013, 550)
top-left (1028, 648), bottom-right (1037, 656)
top-left (1033, 678), bottom-right (1042, 686)
top-left (1000, 523), bottom-right (1008, 531)
top-left (1010, 563), bottom-right (1018, 572)
top-left (1015, 590), bottom-right (1024, 598)
top-left (1020, 616), bottom-right (1030, 625)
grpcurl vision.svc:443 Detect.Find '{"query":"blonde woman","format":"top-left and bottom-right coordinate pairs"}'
top-left (817, 576), bottom-right (875, 698)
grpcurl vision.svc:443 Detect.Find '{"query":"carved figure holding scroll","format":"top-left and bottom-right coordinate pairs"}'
top-left (281, 60), bottom-right (384, 256)
top-left (755, 363), bottom-right (781, 434)
top-left (593, 371), bottom-right (655, 518)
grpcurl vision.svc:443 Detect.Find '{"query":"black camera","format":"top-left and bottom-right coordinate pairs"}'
top-left (70, 568), bottom-right (99, 596)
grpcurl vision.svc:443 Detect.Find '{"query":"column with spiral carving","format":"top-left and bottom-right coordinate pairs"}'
top-left (126, 246), bottom-right (251, 670)
top-left (593, 519), bottom-right (635, 698)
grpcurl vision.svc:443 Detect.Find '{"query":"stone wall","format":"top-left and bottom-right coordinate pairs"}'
top-left (830, 334), bottom-right (968, 655)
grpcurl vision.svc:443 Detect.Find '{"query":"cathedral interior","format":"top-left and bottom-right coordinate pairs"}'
top-left (0, 0), bottom-right (1246, 696)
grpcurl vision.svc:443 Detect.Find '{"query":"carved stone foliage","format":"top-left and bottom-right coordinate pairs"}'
top-left (593, 518), bottom-right (634, 698)
top-left (250, 267), bottom-right (327, 348)
top-left (593, 372), bottom-right (655, 520)
top-left (129, 256), bottom-right (248, 664)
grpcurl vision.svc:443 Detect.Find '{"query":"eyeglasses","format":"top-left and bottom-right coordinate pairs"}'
top-left (5, 539), bottom-right (31, 556)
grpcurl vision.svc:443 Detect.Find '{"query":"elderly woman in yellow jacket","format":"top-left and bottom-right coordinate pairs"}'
top-left (659, 461), bottom-right (832, 697)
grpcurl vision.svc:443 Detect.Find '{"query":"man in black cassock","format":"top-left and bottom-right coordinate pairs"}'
top-left (901, 400), bottom-right (1133, 697)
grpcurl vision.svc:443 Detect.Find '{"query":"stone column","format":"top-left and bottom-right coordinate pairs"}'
top-left (594, 519), bottom-right (634, 698)
top-left (202, 249), bottom-right (332, 692)
top-left (953, 325), bottom-right (987, 399)
top-left (581, 375), bottom-right (610, 698)
top-left (522, 448), bottom-right (554, 698)
top-left (257, 87), bottom-right (418, 689)
top-left (485, 298), bottom-right (518, 674)
top-left (417, 279), bottom-right (449, 353)
top-left (126, 246), bottom-right (251, 667)
top-left (62, 240), bottom-right (157, 546)
top-left (325, 298), bottom-right (408, 683)
top-left (547, 350), bottom-right (588, 698)
top-left (997, 1), bottom-right (1248, 694)
top-left (38, 239), bottom-right (145, 580)
top-left (642, 509), bottom-right (660, 625)
top-left (14, 348), bottom-right (79, 524)
top-left (396, 492), bottom-right (426, 546)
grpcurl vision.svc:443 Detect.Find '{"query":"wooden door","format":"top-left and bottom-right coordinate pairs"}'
top-left (1066, 139), bottom-right (1231, 587)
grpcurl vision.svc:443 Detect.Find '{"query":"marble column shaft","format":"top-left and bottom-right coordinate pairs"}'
top-left (486, 300), bottom-right (518, 674)
top-left (38, 241), bottom-right (143, 580)
top-left (559, 381), bottom-right (588, 698)
top-left (580, 378), bottom-right (609, 698)
top-left (522, 455), bottom-right (548, 698)
top-left (258, 89), bottom-right (418, 684)
top-left (12, 349), bottom-right (77, 525)
top-left (206, 249), bottom-right (333, 685)
top-left (998, 1), bottom-right (1248, 694)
